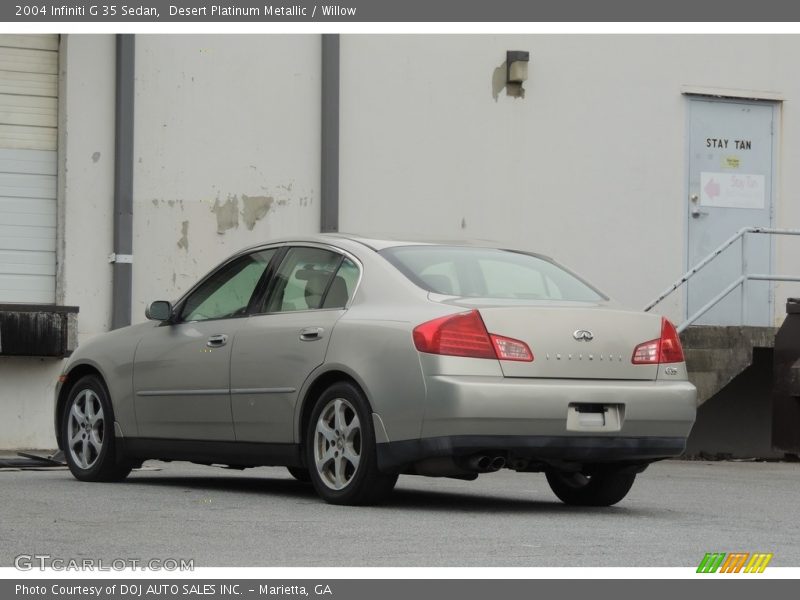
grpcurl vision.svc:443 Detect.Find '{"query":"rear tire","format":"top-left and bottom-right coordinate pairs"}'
top-left (305, 382), bottom-right (398, 505)
top-left (61, 375), bottom-right (133, 482)
top-left (546, 468), bottom-right (635, 506)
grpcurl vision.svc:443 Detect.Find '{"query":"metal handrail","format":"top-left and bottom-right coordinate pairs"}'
top-left (677, 274), bottom-right (800, 333)
top-left (643, 227), bottom-right (800, 332)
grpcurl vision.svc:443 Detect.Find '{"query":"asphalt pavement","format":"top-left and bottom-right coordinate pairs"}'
top-left (1, 459), bottom-right (798, 567)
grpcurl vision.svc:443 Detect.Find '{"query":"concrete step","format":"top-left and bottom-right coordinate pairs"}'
top-left (680, 325), bottom-right (779, 404)
top-left (683, 348), bottom-right (738, 372)
top-left (680, 325), bottom-right (778, 350)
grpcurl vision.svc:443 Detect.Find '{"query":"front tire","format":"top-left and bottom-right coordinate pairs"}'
top-left (305, 382), bottom-right (397, 505)
top-left (546, 468), bottom-right (636, 506)
top-left (62, 375), bottom-right (132, 482)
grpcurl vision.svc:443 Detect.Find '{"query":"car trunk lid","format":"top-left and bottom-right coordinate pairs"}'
top-left (452, 302), bottom-right (662, 380)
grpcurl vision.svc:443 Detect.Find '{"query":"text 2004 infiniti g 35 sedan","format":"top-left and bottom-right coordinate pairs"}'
top-left (55, 234), bottom-right (697, 506)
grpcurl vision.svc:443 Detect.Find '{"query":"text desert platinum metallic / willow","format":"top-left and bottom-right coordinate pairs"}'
top-left (171, 5), bottom-right (358, 17)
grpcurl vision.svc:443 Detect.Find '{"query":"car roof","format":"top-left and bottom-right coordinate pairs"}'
top-left (328, 233), bottom-right (554, 260)
top-left (286, 233), bottom-right (524, 251)
top-left (237, 232), bottom-right (552, 260)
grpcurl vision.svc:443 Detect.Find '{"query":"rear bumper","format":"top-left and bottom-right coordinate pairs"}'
top-left (376, 434), bottom-right (686, 472)
top-left (420, 376), bottom-right (697, 438)
top-left (375, 376), bottom-right (696, 472)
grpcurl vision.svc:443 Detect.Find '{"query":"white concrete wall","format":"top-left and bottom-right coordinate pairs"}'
top-left (0, 357), bottom-right (62, 449)
top-left (339, 35), bottom-right (800, 324)
top-left (131, 35), bottom-right (322, 319)
top-left (0, 35), bottom-right (117, 449)
top-left (57, 35), bottom-right (116, 338)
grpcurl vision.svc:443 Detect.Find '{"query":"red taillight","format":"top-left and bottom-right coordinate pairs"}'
top-left (413, 310), bottom-right (496, 359)
top-left (659, 318), bottom-right (685, 363)
top-left (631, 317), bottom-right (685, 365)
top-left (413, 310), bottom-right (533, 362)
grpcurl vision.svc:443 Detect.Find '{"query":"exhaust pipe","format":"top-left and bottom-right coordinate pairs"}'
top-left (489, 456), bottom-right (506, 471)
top-left (466, 455), bottom-right (493, 472)
top-left (463, 455), bottom-right (505, 473)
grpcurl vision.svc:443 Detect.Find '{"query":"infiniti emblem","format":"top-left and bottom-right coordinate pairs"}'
top-left (573, 329), bottom-right (594, 341)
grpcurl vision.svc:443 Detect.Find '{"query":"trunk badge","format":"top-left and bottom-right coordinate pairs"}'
top-left (573, 329), bottom-right (594, 341)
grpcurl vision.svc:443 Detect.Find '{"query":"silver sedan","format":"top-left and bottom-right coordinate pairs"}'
top-left (55, 235), bottom-right (697, 506)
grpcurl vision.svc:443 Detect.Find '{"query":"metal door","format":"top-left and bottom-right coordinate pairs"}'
top-left (133, 319), bottom-right (243, 440)
top-left (687, 97), bottom-right (775, 326)
top-left (230, 310), bottom-right (344, 443)
top-left (0, 35), bottom-right (59, 303)
top-left (133, 248), bottom-right (277, 441)
top-left (229, 245), bottom-right (354, 443)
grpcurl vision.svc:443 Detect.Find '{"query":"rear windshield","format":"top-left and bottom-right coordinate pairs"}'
top-left (380, 246), bottom-right (606, 302)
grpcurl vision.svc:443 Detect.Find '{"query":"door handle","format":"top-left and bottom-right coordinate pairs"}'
top-left (206, 334), bottom-right (228, 348)
top-left (299, 327), bottom-right (324, 341)
top-left (689, 193), bottom-right (708, 218)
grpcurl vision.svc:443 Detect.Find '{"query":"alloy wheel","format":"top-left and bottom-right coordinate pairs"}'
top-left (313, 397), bottom-right (361, 490)
top-left (66, 389), bottom-right (105, 469)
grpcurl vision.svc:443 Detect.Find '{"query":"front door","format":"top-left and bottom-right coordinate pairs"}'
top-left (133, 319), bottom-right (244, 440)
top-left (686, 97), bottom-right (776, 326)
top-left (133, 248), bottom-right (278, 440)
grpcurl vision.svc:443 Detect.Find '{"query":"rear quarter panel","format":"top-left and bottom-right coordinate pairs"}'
top-left (321, 316), bottom-right (428, 441)
top-left (311, 247), bottom-right (460, 442)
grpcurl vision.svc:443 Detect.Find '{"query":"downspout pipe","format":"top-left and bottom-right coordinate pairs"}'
top-left (320, 34), bottom-right (340, 233)
top-left (111, 34), bottom-right (135, 329)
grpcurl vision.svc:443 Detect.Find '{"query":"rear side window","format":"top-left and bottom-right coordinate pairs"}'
top-left (261, 248), bottom-right (358, 313)
top-left (380, 246), bottom-right (605, 302)
top-left (322, 257), bottom-right (359, 309)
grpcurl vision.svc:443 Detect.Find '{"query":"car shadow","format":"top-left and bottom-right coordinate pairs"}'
top-left (121, 471), bottom-right (652, 515)
top-left (125, 472), bottom-right (320, 499)
top-left (380, 487), bottom-right (646, 515)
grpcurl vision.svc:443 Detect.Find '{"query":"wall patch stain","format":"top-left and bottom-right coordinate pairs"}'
top-left (91, 152), bottom-right (101, 163)
top-left (241, 194), bottom-right (274, 231)
top-left (177, 220), bottom-right (190, 251)
top-left (211, 195), bottom-right (240, 234)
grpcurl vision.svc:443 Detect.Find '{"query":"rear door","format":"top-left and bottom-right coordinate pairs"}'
top-left (229, 246), bottom-right (360, 443)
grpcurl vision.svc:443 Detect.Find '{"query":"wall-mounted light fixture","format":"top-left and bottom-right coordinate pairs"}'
top-left (506, 50), bottom-right (530, 84)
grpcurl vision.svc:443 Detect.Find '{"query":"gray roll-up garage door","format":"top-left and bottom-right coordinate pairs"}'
top-left (0, 34), bottom-right (58, 303)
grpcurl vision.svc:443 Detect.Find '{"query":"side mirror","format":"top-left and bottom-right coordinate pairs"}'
top-left (146, 300), bottom-right (173, 322)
